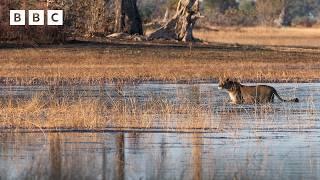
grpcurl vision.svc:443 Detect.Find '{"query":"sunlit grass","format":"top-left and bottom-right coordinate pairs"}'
top-left (0, 91), bottom-right (316, 131)
top-left (0, 94), bottom-right (213, 130)
top-left (0, 43), bottom-right (319, 84)
top-left (195, 27), bottom-right (320, 47)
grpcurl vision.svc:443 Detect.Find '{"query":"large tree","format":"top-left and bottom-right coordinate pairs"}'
top-left (149, 0), bottom-right (201, 42)
top-left (115, 0), bottom-right (143, 35)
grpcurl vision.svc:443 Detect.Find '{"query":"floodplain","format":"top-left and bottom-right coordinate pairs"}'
top-left (0, 82), bottom-right (319, 179)
top-left (1, 30), bottom-right (320, 179)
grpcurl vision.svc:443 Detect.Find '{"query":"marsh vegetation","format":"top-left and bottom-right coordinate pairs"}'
top-left (0, 82), bottom-right (319, 179)
top-left (0, 83), bottom-right (318, 131)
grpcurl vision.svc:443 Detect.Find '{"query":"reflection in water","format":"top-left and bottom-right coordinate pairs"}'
top-left (49, 134), bottom-right (62, 180)
top-left (102, 139), bottom-right (107, 180)
top-left (0, 131), bottom-right (320, 179)
top-left (192, 134), bottom-right (202, 180)
top-left (116, 133), bottom-right (125, 180)
top-left (157, 136), bottom-right (167, 179)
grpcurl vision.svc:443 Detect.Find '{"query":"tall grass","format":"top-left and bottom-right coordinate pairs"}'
top-left (0, 94), bottom-right (212, 130)
top-left (0, 89), bottom-right (316, 132)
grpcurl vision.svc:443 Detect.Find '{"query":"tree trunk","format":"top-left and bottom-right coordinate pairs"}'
top-left (148, 0), bottom-right (201, 42)
top-left (274, 0), bottom-right (290, 27)
top-left (162, 7), bottom-right (169, 23)
top-left (274, 6), bottom-right (286, 27)
top-left (114, 0), bottom-right (143, 35)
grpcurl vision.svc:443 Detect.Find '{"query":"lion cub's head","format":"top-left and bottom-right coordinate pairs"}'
top-left (218, 78), bottom-right (240, 90)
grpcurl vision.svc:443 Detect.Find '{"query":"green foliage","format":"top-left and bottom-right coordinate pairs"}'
top-left (292, 16), bottom-right (317, 27)
top-left (285, 0), bottom-right (320, 25)
top-left (204, 0), bottom-right (238, 13)
top-left (256, 0), bottom-right (284, 25)
top-left (256, 0), bottom-right (320, 26)
top-left (139, 3), bottom-right (157, 23)
top-left (207, 8), bottom-right (258, 26)
top-left (142, 6), bottom-right (154, 20)
top-left (203, 0), bottom-right (258, 26)
top-left (239, 0), bottom-right (256, 14)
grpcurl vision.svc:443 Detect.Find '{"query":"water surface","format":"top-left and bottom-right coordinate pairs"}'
top-left (0, 83), bottom-right (319, 179)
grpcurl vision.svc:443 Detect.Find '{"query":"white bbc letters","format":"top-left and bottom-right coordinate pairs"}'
top-left (47, 10), bottom-right (63, 26)
top-left (10, 10), bottom-right (25, 25)
top-left (10, 10), bottom-right (63, 26)
top-left (29, 10), bottom-right (45, 25)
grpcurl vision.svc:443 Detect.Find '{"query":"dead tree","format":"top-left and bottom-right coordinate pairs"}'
top-left (148, 0), bottom-right (201, 42)
top-left (274, 0), bottom-right (289, 27)
top-left (162, 7), bottom-right (169, 23)
top-left (274, 6), bottom-right (286, 27)
top-left (114, 0), bottom-right (143, 35)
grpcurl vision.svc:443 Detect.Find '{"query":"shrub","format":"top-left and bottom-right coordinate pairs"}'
top-left (291, 16), bottom-right (317, 27)
top-left (205, 8), bottom-right (258, 27)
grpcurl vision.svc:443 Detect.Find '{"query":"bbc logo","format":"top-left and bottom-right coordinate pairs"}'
top-left (10, 10), bottom-right (63, 26)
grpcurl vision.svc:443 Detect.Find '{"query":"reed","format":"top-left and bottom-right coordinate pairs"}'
top-left (0, 90), bottom-right (316, 132)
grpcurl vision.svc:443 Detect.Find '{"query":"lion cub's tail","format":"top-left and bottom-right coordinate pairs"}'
top-left (274, 90), bottom-right (299, 103)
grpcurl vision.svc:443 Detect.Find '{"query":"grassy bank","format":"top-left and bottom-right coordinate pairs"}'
top-left (195, 27), bottom-right (320, 47)
top-left (0, 41), bottom-right (319, 84)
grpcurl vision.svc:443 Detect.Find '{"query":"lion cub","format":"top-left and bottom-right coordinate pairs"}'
top-left (218, 78), bottom-right (299, 104)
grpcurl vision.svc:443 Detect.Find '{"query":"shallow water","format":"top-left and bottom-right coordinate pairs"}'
top-left (0, 83), bottom-right (320, 179)
top-left (1, 131), bottom-right (320, 180)
top-left (1, 83), bottom-right (319, 130)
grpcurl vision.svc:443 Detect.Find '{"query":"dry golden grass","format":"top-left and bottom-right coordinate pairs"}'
top-left (0, 94), bottom-right (217, 130)
top-left (0, 41), bottom-right (319, 84)
top-left (195, 27), bottom-right (320, 47)
top-left (0, 92), bottom-right (316, 131)
top-left (0, 96), bottom-right (104, 129)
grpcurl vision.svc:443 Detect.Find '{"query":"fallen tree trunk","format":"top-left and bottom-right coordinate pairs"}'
top-left (148, 0), bottom-right (201, 42)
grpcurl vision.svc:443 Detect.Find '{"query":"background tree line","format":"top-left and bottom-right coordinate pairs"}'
top-left (140, 0), bottom-right (320, 27)
top-left (1, 0), bottom-right (320, 43)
